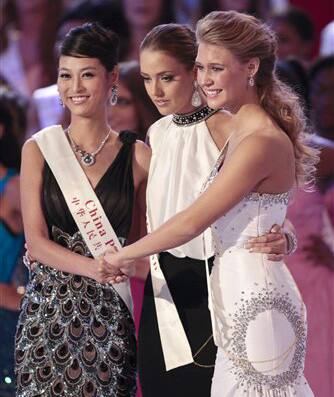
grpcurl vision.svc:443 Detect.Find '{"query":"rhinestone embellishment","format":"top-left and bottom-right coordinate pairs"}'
top-left (15, 226), bottom-right (135, 397)
top-left (172, 106), bottom-right (218, 126)
top-left (223, 287), bottom-right (306, 391)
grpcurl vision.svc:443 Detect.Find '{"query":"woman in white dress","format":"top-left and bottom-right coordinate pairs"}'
top-left (135, 23), bottom-right (292, 397)
top-left (101, 11), bottom-right (317, 396)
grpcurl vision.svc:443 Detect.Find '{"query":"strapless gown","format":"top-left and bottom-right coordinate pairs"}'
top-left (205, 155), bottom-right (313, 395)
top-left (209, 192), bottom-right (313, 396)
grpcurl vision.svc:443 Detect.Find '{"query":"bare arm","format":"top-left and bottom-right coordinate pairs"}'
top-left (103, 134), bottom-right (291, 275)
top-left (20, 139), bottom-right (99, 281)
top-left (124, 141), bottom-right (150, 279)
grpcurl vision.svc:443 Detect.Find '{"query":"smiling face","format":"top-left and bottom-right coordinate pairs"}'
top-left (140, 49), bottom-right (195, 115)
top-left (195, 41), bottom-right (256, 111)
top-left (57, 56), bottom-right (115, 120)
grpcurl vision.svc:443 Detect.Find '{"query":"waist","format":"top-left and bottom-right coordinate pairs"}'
top-left (51, 225), bottom-right (126, 256)
top-left (213, 235), bottom-right (252, 254)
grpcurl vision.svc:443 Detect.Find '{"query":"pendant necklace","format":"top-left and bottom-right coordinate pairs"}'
top-left (67, 126), bottom-right (112, 166)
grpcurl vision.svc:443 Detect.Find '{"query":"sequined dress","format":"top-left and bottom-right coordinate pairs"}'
top-left (206, 154), bottom-right (313, 396)
top-left (15, 131), bottom-right (137, 397)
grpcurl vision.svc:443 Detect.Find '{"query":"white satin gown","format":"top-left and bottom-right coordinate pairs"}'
top-left (204, 152), bottom-right (313, 396)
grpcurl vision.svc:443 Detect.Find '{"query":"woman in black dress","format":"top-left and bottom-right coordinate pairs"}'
top-left (16, 23), bottom-right (150, 397)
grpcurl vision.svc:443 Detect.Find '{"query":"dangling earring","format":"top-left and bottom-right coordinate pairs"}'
top-left (59, 96), bottom-right (65, 107)
top-left (191, 81), bottom-right (202, 107)
top-left (109, 85), bottom-right (118, 106)
top-left (248, 75), bottom-right (255, 87)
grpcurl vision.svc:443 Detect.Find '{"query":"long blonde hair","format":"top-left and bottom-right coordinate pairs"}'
top-left (196, 11), bottom-right (318, 188)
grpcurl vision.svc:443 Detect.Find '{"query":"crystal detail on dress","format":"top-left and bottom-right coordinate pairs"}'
top-left (225, 286), bottom-right (306, 391)
top-left (200, 137), bottom-right (311, 394)
top-left (172, 106), bottom-right (218, 126)
top-left (15, 226), bottom-right (136, 397)
top-left (244, 191), bottom-right (291, 206)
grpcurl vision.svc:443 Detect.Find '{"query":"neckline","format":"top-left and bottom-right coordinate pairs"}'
top-left (172, 106), bottom-right (219, 126)
top-left (92, 142), bottom-right (124, 191)
top-left (62, 128), bottom-right (125, 191)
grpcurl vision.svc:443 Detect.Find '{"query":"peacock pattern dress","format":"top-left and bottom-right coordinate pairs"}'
top-left (15, 131), bottom-right (138, 397)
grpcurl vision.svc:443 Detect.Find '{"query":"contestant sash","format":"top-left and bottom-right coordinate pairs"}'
top-left (147, 133), bottom-right (232, 370)
top-left (146, 205), bottom-right (194, 370)
top-left (34, 125), bottom-right (133, 315)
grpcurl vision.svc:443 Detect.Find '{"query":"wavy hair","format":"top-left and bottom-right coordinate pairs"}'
top-left (196, 11), bottom-right (318, 189)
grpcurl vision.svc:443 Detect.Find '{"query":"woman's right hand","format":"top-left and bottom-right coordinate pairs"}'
top-left (87, 256), bottom-right (129, 284)
top-left (24, 244), bottom-right (130, 284)
top-left (23, 244), bottom-right (38, 271)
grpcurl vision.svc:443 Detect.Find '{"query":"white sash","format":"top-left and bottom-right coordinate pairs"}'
top-left (146, 207), bottom-right (194, 371)
top-left (147, 135), bottom-right (232, 371)
top-left (34, 125), bottom-right (133, 315)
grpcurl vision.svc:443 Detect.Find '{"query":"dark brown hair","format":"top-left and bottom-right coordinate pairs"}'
top-left (59, 22), bottom-right (119, 71)
top-left (140, 24), bottom-right (197, 71)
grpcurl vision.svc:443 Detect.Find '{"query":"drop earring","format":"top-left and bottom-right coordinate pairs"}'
top-left (109, 85), bottom-right (118, 106)
top-left (191, 81), bottom-right (202, 107)
top-left (248, 75), bottom-right (255, 87)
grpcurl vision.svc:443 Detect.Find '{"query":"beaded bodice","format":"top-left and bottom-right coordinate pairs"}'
top-left (203, 145), bottom-right (290, 254)
top-left (211, 191), bottom-right (290, 255)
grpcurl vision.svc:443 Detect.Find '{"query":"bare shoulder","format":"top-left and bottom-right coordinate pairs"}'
top-left (133, 140), bottom-right (151, 173)
top-left (234, 126), bottom-right (294, 163)
top-left (22, 138), bottom-right (43, 159)
top-left (258, 125), bottom-right (293, 151)
top-left (22, 138), bottom-right (44, 171)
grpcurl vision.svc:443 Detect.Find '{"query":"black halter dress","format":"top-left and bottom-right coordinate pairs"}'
top-left (15, 131), bottom-right (137, 397)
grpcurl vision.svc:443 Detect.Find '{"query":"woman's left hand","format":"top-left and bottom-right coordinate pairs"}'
top-left (244, 224), bottom-right (287, 261)
top-left (101, 247), bottom-right (135, 283)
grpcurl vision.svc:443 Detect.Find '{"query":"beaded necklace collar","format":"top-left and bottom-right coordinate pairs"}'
top-left (172, 106), bottom-right (218, 126)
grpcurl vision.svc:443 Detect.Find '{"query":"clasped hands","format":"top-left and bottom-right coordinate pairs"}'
top-left (100, 223), bottom-right (288, 284)
top-left (98, 247), bottom-right (134, 284)
top-left (23, 224), bottom-right (288, 284)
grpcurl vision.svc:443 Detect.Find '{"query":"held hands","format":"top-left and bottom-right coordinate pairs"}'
top-left (244, 224), bottom-right (287, 261)
top-left (98, 247), bottom-right (135, 284)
